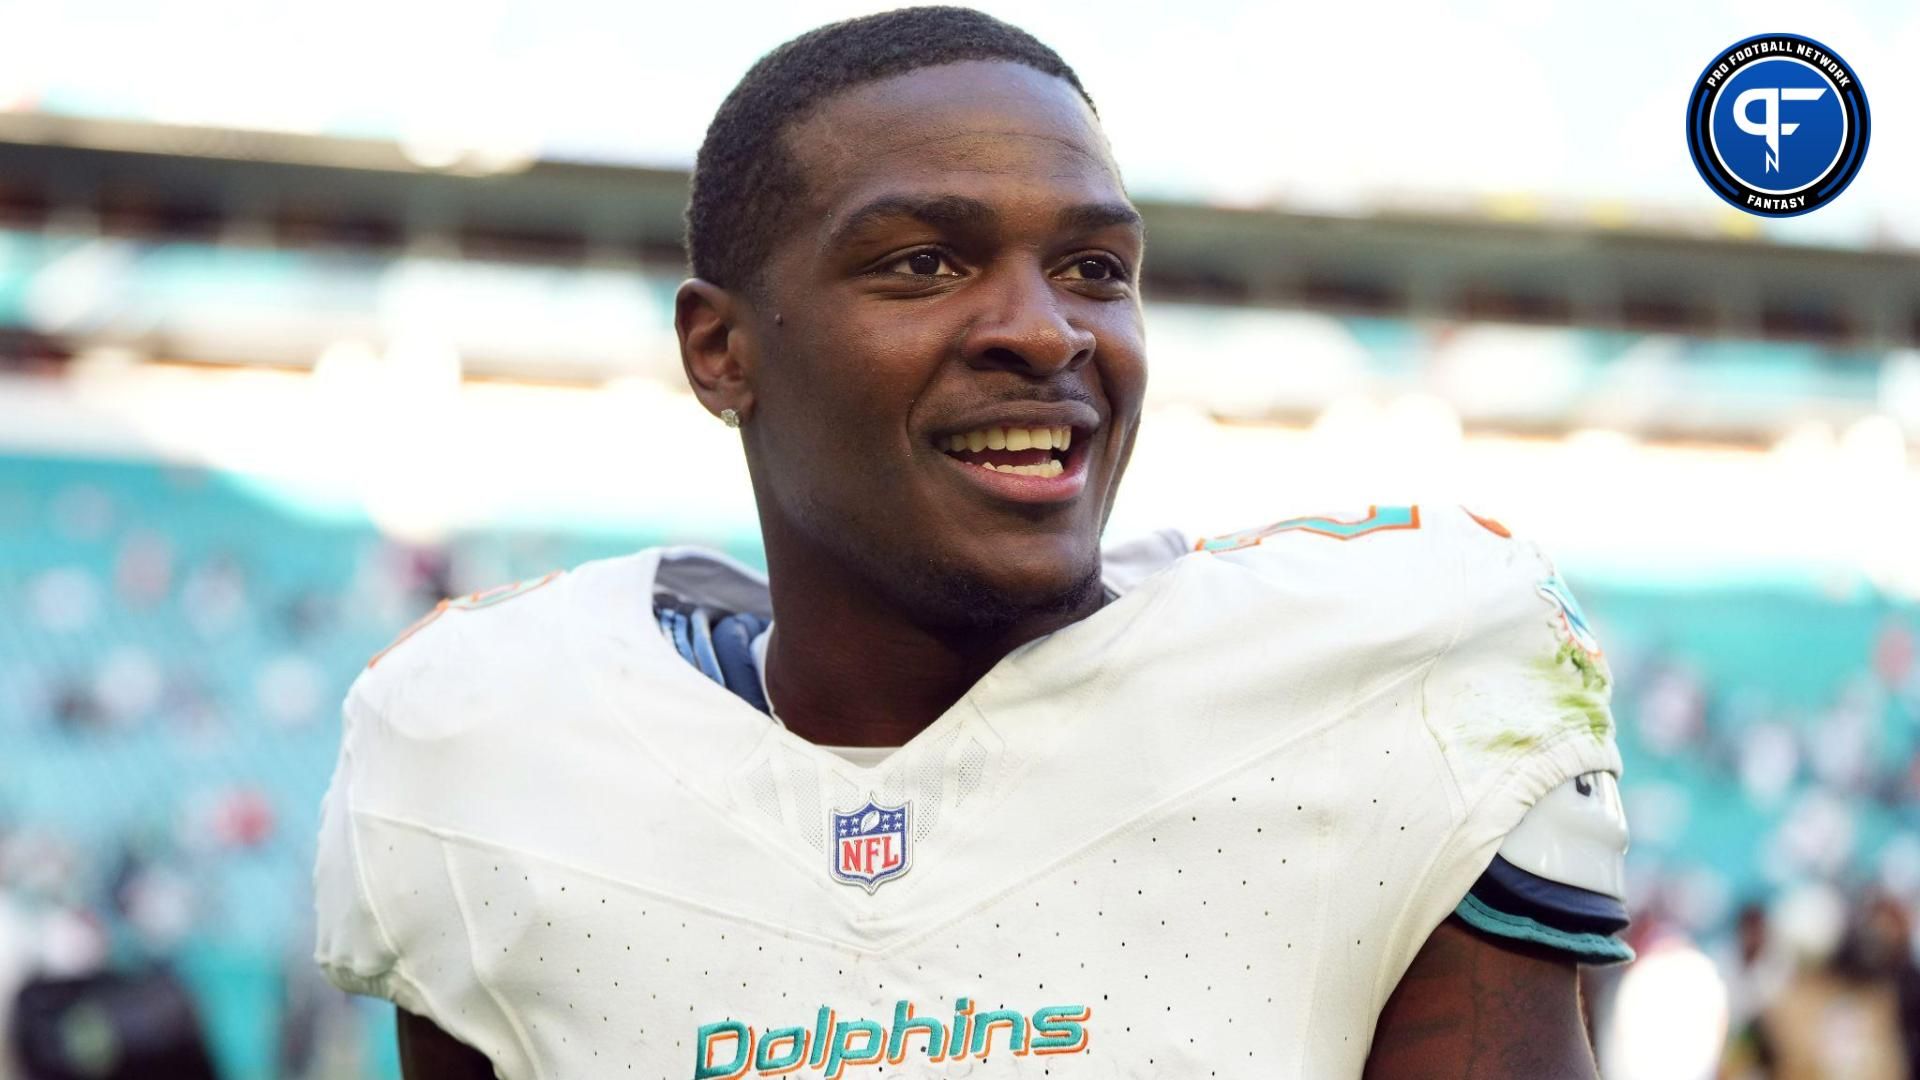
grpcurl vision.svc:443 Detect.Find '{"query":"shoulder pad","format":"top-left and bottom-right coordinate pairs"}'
top-left (1498, 772), bottom-right (1629, 899)
top-left (365, 570), bottom-right (565, 671)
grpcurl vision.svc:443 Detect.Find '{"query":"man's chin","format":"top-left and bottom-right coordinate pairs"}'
top-left (910, 548), bottom-right (1105, 634)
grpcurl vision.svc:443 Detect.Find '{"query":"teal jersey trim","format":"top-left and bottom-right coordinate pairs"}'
top-left (1454, 892), bottom-right (1636, 965)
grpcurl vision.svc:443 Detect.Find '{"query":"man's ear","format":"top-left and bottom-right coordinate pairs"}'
top-left (675, 279), bottom-right (756, 423)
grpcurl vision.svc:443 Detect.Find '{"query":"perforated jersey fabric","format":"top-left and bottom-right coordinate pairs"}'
top-left (655, 547), bottom-right (1631, 965)
top-left (313, 507), bottom-right (1624, 1078)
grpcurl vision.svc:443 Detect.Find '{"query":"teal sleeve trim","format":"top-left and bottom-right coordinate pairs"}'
top-left (1454, 892), bottom-right (1636, 965)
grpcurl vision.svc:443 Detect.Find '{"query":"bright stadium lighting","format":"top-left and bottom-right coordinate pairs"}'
top-left (1882, 350), bottom-right (1920, 435)
top-left (1599, 939), bottom-right (1730, 1080)
top-left (1842, 413), bottom-right (1908, 476)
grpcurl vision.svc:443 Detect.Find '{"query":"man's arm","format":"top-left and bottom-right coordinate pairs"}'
top-left (397, 1009), bottom-right (496, 1080)
top-left (1365, 917), bottom-right (1597, 1079)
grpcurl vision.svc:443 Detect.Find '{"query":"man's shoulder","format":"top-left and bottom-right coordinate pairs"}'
top-left (1134, 504), bottom-right (1590, 702)
top-left (1174, 503), bottom-right (1528, 611)
top-left (1077, 507), bottom-right (1489, 699)
top-left (348, 549), bottom-right (662, 719)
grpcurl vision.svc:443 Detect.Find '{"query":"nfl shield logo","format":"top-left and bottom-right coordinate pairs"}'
top-left (830, 797), bottom-right (911, 893)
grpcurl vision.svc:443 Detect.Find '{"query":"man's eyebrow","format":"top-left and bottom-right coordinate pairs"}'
top-left (826, 194), bottom-right (998, 249)
top-left (1058, 202), bottom-right (1144, 235)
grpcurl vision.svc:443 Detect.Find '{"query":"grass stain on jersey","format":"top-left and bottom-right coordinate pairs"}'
top-left (1553, 640), bottom-right (1608, 692)
top-left (1483, 731), bottom-right (1543, 753)
top-left (1506, 643), bottom-right (1613, 745)
top-left (1557, 689), bottom-right (1612, 740)
top-left (1547, 639), bottom-right (1612, 740)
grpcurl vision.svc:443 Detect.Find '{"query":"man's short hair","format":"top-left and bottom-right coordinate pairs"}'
top-left (685, 5), bottom-right (1095, 292)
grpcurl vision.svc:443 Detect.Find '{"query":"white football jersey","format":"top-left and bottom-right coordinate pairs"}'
top-left (314, 505), bottom-right (1623, 1078)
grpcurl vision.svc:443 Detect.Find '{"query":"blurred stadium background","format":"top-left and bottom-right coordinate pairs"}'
top-left (2, 2), bottom-right (1918, 1077)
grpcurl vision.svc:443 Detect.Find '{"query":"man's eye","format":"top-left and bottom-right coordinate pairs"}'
top-left (886, 251), bottom-right (959, 277)
top-left (1060, 256), bottom-right (1127, 282)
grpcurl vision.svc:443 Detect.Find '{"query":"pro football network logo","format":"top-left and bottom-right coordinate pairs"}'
top-left (830, 797), bottom-right (910, 893)
top-left (1685, 33), bottom-right (1869, 217)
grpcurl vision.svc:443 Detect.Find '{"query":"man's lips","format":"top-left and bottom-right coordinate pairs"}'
top-left (922, 402), bottom-right (1101, 503)
top-left (932, 401), bottom-right (1100, 439)
top-left (930, 419), bottom-right (1093, 504)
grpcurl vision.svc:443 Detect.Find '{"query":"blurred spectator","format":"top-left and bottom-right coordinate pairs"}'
top-left (108, 850), bottom-right (195, 955)
top-left (28, 569), bottom-right (101, 636)
top-left (46, 679), bottom-right (105, 734)
top-left (111, 531), bottom-right (173, 610)
top-left (279, 589), bottom-right (336, 643)
top-left (92, 648), bottom-right (162, 729)
top-left (1638, 660), bottom-right (1710, 756)
top-left (48, 486), bottom-right (112, 545)
top-left (255, 654), bottom-right (324, 728)
top-left (1711, 889), bottom-right (1920, 1079)
top-left (178, 554), bottom-right (248, 638)
top-left (1738, 723), bottom-right (1801, 806)
top-left (8, 970), bottom-right (218, 1080)
top-left (1720, 901), bottom-right (1791, 1077)
top-left (1756, 894), bottom-right (1914, 1078)
top-left (1875, 621), bottom-right (1915, 692)
top-left (1808, 683), bottom-right (1879, 796)
top-left (0, 888), bottom-right (30, 1080)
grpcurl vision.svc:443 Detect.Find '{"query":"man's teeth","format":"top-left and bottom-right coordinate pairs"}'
top-left (978, 459), bottom-right (1065, 477)
top-left (945, 426), bottom-right (1071, 453)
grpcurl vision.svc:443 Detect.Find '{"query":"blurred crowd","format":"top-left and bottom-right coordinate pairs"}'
top-left (0, 458), bottom-right (593, 1078)
top-left (1580, 885), bottom-right (1920, 1079)
top-left (1719, 891), bottom-right (1920, 1077)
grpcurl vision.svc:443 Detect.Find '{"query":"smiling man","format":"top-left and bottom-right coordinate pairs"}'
top-left (314, 8), bottom-right (1631, 1078)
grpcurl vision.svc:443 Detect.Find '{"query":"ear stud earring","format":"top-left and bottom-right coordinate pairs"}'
top-left (720, 408), bottom-right (741, 428)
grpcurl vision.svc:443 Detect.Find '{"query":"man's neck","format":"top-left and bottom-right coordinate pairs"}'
top-left (758, 541), bottom-right (1103, 749)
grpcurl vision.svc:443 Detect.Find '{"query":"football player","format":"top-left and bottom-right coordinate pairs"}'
top-left (314, 7), bottom-right (1631, 1078)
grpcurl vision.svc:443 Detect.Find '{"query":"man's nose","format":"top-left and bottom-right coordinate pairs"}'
top-left (960, 265), bottom-right (1095, 376)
